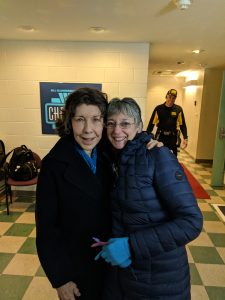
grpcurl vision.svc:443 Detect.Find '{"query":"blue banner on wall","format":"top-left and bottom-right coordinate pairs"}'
top-left (40, 82), bottom-right (102, 134)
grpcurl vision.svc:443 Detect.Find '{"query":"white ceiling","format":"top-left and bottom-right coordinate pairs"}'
top-left (1, 0), bottom-right (225, 72)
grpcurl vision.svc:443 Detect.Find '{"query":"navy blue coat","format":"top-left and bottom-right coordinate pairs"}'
top-left (35, 136), bottom-right (112, 300)
top-left (104, 133), bottom-right (203, 300)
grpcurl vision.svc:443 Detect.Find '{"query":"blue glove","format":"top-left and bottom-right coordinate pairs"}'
top-left (95, 237), bottom-right (131, 268)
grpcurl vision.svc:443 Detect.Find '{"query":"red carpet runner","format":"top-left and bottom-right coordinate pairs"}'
top-left (181, 163), bottom-right (210, 199)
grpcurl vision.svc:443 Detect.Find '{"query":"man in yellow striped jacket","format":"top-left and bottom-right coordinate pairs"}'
top-left (147, 89), bottom-right (188, 156)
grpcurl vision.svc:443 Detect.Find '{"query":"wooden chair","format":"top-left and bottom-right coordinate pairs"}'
top-left (5, 152), bottom-right (42, 215)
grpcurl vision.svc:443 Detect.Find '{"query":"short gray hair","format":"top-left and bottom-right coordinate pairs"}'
top-left (107, 97), bottom-right (143, 129)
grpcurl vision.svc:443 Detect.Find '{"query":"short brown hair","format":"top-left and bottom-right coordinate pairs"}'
top-left (56, 87), bottom-right (108, 137)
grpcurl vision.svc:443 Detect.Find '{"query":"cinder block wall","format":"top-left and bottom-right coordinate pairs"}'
top-left (0, 41), bottom-right (149, 158)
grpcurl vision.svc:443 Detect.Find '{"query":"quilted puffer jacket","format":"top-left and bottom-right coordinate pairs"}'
top-left (105, 133), bottom-right (203, 300)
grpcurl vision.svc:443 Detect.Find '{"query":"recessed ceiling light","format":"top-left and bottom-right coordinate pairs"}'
top-left (174, 0), bottom-right (193, 10)
top-left (198, 63), bottom-right (207, 68)
top-left (17, 25), bottom-right (36, 32)
top-left (192, 49), bottom-right (205, 54)
top-left (89, 26), bottom-right (106, 33)
top-left (152, 70), bottom-right (177, 76)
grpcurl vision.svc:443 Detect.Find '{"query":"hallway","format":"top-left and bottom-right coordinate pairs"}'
top-left (0, 150), bottom-right (225, 299)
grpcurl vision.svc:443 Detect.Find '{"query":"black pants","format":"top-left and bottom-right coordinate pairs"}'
top-left (158, 134), bottom-right (178, 156)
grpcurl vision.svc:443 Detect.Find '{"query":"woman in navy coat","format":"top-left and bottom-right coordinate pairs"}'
top-left (96, 98), bottom-right (203, 300)
top-left (35, 88), bottom-right (112, 300)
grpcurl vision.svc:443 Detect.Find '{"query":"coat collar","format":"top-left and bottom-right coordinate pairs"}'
top-left (119, 132), bottom-right (152, 164)
top-left (122, 132), bottom-right (151, 153)
top-left (48, 136), bottom-right (105, 200)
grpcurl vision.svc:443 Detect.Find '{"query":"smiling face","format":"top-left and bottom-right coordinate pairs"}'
top-left (106, 113), bottom-right (141, 150)
top-left (71, 104), bottom-right (104, 156)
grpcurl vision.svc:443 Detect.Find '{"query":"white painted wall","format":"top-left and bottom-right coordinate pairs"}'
top-left (182, 70), bottom-right (204, 158)
top-left (0, 41), bottom-right (149, 158)
top-left (146, 69), bottom-right (223, 161)
top-left (146, 70), bottom-right (205, 159)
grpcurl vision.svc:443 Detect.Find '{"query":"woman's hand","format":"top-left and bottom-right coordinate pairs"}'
top-left (146, 139), bottom-right (163, 150)
top-left (56, 281), bottom-right (81, 300)
top-left (95, 237), bottom-right (131, 268)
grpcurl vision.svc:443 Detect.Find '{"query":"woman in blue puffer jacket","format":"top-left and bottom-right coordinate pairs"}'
top-left (96, 97), bottom-right (203, 300)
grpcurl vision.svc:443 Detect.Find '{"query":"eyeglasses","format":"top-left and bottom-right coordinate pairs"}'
top-left (105, 121), bottom-right (135, 129)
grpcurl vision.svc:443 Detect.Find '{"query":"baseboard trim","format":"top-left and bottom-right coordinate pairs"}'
top-left (181, 150), bottom-right (213, 165)
top-left (195, 159), bottom-right (213, 164)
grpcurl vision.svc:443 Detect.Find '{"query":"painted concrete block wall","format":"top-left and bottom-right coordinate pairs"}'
top-left (0, 41), bottom-right (149, 158)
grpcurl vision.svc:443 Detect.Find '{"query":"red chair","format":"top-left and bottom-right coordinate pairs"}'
top-left (0, 140), bottom-right (6, 204)
top-left (5, 152), bottom-right (42, 215)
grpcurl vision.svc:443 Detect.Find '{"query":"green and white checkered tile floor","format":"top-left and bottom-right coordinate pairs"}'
top-left (0, 150), bottom-right (225, 300)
